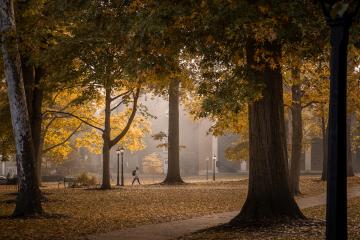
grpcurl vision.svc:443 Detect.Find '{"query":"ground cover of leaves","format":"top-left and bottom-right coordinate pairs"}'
top-left (0, 176), bottom-right (359, 240)
top-left (178, 178), bottom-right (360, 240)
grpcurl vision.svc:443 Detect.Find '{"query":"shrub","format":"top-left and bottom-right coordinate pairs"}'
top-left (76, 172), bottom-right (98, 187)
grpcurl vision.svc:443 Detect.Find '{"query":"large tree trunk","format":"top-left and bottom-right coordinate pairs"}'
top-left (163, 78), bottom-right (183, 184)
top-left (347, 115), bottom-right (355, 177)
top-left (101, 88), bottom-right (112, 189)
top-left (22, 58), bottom-right (44, 186)
top-left (321, 114), bottom-right (328, 181)
top-left (0, 0), bottom-right (43, 216)
top-left (289, 72), bottom-right (302, 196)
top-left (231, 40), bottom-right (304, 225)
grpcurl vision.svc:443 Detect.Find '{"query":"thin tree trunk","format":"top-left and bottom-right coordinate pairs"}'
top-left (347, 115), bottom-right (355, 177)
top-left (101, 88), bottom-right (112, 189)
top-left (0, 0), bottom-right (43, 216)
top-left (163, 78), bottom-right (183, 184)
top-left (321, 114), bottom-right (328, 181)
top-left (289, 72), bottom-right (302, 196)
top-left (231, 40), bottom-right (304, 225)
top-left (33, 68), bottom-right (44, 185)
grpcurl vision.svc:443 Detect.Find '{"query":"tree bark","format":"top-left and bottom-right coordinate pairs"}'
top-left (0, 0), bottom-right (43, 216)
top-left (230, 40), bottom-right (304, 225)
top-left (101, 87), bottom-right (112, 189)
top-left (22, 58), bottom-right (44, 186)
top-left (163, 78), bottom-right (183, 184)
top-left (289, 72), bottom-right (302, 196)
top-left (347, 115), bottom-right (355, 177)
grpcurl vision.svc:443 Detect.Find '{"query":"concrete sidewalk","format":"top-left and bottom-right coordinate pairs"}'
top-left (86, 187), bottom-right (360, 240)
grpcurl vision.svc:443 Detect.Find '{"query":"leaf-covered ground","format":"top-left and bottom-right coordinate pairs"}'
top-left (178, 196), bottom-right (360, 240)
top-left (178, 177), bottom-right (360, 240)
top-left (0, 176), bottom-right (359, 240)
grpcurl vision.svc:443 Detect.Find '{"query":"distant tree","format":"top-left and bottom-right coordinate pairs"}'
top-left (164, 78), bottom-right (183, 184)
top-left (45, 1), bottom-right (150, 189)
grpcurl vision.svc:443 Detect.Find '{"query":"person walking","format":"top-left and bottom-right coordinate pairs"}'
top-left (132, 167), bottom-right (141, 185)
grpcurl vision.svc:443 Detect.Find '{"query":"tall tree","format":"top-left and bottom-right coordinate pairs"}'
top-left (163, 77), bottom-right (183, 184)
top-left (231, 40), bottom-right (304, 223)
top-left (0, 0), bottom-right (43, 216)
top-left (181, 1), bottom-right (318, 223)
top-left (45, 1), bottom-right (147, 189)
top-left (130, 1), bottom-right (195, 184)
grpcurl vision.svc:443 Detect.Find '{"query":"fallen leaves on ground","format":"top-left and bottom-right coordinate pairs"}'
top-left (178, 177), bottom-right (360, 240)
top-left (0, 176), bottom-right (359, 240)
top-left (179, 198), bottom-right (360, 240)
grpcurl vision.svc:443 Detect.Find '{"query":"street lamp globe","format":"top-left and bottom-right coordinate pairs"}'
top-left (116, 146), bottom-right (121, 155)
top-left (120, 146), bottom-right (125, 155)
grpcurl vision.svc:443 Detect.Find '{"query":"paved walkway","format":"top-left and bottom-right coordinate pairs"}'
top-left (86, 187), bottom-right (360, 240)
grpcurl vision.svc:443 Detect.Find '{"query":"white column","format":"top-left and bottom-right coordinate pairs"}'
top-left (240, 161), bottom-right (247, 172)
top-left (212, 136), bottom-right (218, 173)
top-left (305, 147), bottom-right (312, 172)
top-left (2, 161), bottom-right (5, 175)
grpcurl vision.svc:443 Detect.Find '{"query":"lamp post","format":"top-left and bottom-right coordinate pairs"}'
top-left (116, 147), bottom-right (121, 186)
top-left (206, 157), bottom-right (209, 181)
top-left (319, 2), bottom-right (360, 239)
top-left (212, 154), bottom-right (216, 181)
top-left (120, 146), bottom-right (125, 186)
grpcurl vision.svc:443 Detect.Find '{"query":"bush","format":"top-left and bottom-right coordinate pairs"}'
top-left (76, 172), bottom-right (98, 187)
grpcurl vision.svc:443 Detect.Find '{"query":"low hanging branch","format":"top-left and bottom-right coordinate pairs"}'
top-left (43, 123), bottom-right (83, 154)
top-left (45, 110), bottom-right (104, 132)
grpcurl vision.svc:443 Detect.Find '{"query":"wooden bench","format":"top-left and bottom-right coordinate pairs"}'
top-left (61, 177), bottom-right (78, 188)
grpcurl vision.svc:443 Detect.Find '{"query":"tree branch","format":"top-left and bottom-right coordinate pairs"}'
top-left (301, 101), bottom-right (320, 109)
top-left (110, 90), bottom-right (131, 102)
top-left (43, 123), bottom-right (83, 154)
top-left (110, 98), bottom-right (127, 112)
top-left (46, 110), bottom-right (104, 132)
top-left (42, 116), bottom-right (59, 137)
top-left (110, 87), bottom-right (141, 147)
